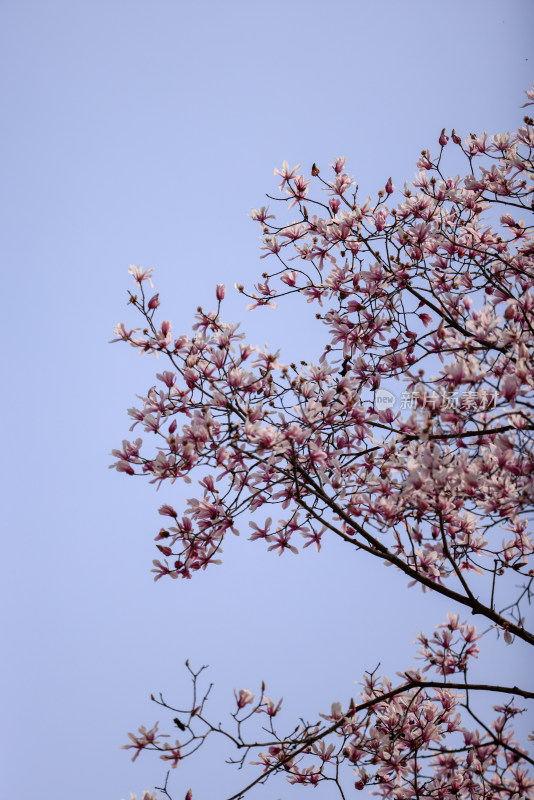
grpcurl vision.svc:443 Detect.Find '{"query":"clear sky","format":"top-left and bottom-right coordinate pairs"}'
top-left (1, 1), bottom-right (533, 799)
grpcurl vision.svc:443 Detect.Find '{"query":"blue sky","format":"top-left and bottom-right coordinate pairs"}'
top-left (1, 2), bottom-right (533, 798)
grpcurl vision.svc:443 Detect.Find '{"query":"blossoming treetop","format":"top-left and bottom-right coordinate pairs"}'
top-left (114, 86), bottom-right (534, 799)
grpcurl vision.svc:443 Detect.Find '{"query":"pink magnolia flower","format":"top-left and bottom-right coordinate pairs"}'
top-left (128, 264), bottom-right (154, 287)
top-left (259, 235), bottom-right (281, 258)
top-left (258, 695), bottom-right (283, 716)
top-left (160, 741), bottom-right (182, 768)
top-left (250, 205), bottom-right (275, 223)
top-left (319, 701), bottom-right (344, 721)
top-left (329, 197), bottom-right (341, 214)
top-left (110, 322), bottom-right (140, 343)
top-left (121, 723), bottom-right (160, 762)
top-left (287, 174), bottom-right (311, 208)
top-left (273, 160), bottom-right (301, 190)
top-left (248, 518), bottom-right (272, 541)
top-left (280, 270), bottom-right (298, 287)
top-left (267, 529), bottom-right (299, 556)
top-left (329, 156), bottom-right (346, 174)
top-left (159, 504), bottom-right (177, 518)
top-left (234, 688), bottom-right (254, 708)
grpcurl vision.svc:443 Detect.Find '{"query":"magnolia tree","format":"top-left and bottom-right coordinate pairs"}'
top-left (113, 87), bottom-right (534, 800)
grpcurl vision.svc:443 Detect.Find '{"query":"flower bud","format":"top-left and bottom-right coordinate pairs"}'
top-left (216, 283), bottom-right (226, 301)
top-left (148, 293), bottom-right (160, 310)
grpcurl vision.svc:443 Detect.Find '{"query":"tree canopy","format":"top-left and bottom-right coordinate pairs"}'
top-left (114, 86), bottom-right (534, 800)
